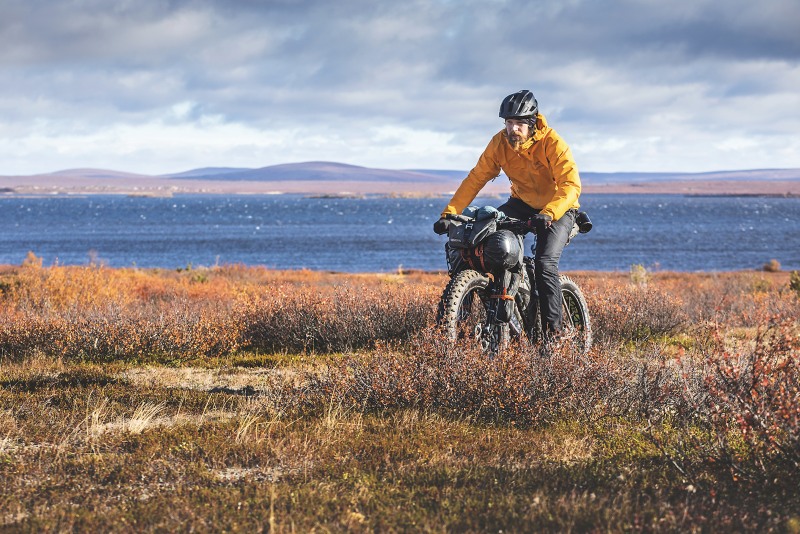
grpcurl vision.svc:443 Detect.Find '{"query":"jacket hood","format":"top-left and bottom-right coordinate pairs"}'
top-left (532, 113), bottom-right (550, 141)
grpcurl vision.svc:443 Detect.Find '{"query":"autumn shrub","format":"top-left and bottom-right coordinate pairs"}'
top-left (640, 318), bottom-right (800, 487)
top-left (241, 282), bottom-right (436, 353)
top-left (0, 265), bottom-right (439, 361)
top-left (4, 264), bottom-right (235, 312)
top-left (589, 283), bottom-right (688, 345)
top-left (0, 265), bottom-right (245, 361)
top-left (0, 312), bottom-right (59, 359)
top-left (289, 328), bottom-right (697, 427)
top-left (0, 300), bottom-right (243, 362)
top-left (762, 259), bottom-right (781, 272)
top-left (789, 270), bottom-right (800, 298)
top-left (677, 273), bottom-right (800, 326)
top-left (691, 320), bottom-right (800, 479)
top-left (629, 263), bottom-right (649, 286)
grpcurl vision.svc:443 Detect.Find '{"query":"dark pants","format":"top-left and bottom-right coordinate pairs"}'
top-left (496, 197), bottom-right (576, 336)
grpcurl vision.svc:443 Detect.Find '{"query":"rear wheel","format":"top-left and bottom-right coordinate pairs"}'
top-left (437, 269), bottom-right (508, 353)
top-left (559, 275), bottom-right (592, 355)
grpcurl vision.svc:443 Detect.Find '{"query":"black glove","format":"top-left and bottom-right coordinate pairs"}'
top-left (433, 217), bottom-right (451, 235)
top-left (527, 213), bottom-right (553, 233)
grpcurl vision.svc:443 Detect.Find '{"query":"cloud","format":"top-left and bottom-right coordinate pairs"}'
top-left (1, 0), bottom-right (799, 174)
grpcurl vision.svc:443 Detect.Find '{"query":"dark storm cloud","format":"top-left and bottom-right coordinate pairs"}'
top-left (3, 0), bottom-right (795, 110)
top-left (1, 0), bottom-right (798, 173)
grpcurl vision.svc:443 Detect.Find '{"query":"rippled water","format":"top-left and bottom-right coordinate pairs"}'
top-left (1, 194), bottom-right (798, 272)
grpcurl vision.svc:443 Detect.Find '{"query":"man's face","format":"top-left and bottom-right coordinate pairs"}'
top-left (505, 119), bottom-right (531, 149)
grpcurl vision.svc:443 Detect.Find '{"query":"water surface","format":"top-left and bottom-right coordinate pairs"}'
top-left (1, 194), bottom-right (797, 272)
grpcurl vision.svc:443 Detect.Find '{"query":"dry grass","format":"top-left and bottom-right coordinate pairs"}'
top-left (0, 266), bottom-right (798, 531)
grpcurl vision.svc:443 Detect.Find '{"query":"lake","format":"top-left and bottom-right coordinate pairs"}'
top-left (1, 194), bottom-right (798, 272)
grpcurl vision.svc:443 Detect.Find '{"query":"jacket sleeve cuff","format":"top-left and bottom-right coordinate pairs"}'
top-left (441, 205), bottom-right (459, 217)
top-left (540, 207), bottom-right (557, 220)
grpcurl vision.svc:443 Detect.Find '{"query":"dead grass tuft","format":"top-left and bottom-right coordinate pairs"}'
top-left (126, 402), bottom-right (166, 434)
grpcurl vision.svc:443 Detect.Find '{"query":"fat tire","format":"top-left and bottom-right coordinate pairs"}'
top-left (559, 275), bottom-right (592, 354)
top-left (436, 269), bottom-right (508, 351)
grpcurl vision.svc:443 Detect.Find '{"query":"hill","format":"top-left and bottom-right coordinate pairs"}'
top-left (1, 162), bottom-right (799, 196)
top-left (161, 161), bottom-right (456, 183)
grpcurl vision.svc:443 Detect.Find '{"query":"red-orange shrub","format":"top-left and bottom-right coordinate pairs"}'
top-left (0, 301), bottom-right (243, 361)
top-left (0, 265), bottom-right (438, 361)
top-left (241, 282), bottom-right (436, 353)
top-left (291, 328), bottom-right (690, 427)
top-left (589, 284), bottom-right (688, 344)
top-left (696, 320), bottom-right (800, 478)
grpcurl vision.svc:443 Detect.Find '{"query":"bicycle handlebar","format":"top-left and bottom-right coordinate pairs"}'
top-left (497, 217), bottom-right (532, 234)
top-left (444, 213), bottom-right (533, 234)
top-left (444, 212), bottom-right (592, 237)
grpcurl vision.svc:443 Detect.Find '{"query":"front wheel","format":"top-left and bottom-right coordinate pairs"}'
top-left (559, 275), bottom-right (592, 355)
top-left (436, 269), bottom-right (508, 354)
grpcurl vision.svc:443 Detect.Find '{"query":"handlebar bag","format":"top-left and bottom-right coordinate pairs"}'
top-left (447, 216), bottom-right (498, 249)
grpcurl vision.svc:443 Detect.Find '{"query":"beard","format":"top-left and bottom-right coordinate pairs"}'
top-left (505, 130), bottom-right (531, 151)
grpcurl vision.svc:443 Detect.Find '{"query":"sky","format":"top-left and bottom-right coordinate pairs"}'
top-left (1, 0), bottom-right (799, 176)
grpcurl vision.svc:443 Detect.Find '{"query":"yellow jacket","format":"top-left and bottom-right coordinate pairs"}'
top-left (441, 113), bottom-right (581, 221)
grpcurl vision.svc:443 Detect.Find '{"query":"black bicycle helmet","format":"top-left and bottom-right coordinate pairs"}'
top-left (499, 90), bottom-right (539, 120)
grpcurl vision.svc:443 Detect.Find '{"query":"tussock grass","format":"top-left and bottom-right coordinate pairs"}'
top-left (126, 401), bottom-right (167, 434)
top-left (0, 266), bottom-right (798, 531)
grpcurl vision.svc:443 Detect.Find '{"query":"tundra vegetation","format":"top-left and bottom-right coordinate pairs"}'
top-left (0, 261), bottom-right (799, 532)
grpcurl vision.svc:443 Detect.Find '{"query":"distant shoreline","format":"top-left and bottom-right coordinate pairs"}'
top-left (2, 177), bottom-right (800, 198)
top-left (3, 162), bottom-right (799, 198)
top-left (1, 188), bottom-right (798, 199)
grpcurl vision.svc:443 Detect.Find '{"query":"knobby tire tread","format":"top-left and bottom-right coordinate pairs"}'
top-left (437, 269), bottom-right (489, 338)
top-left (559, 275), bottom-right (592, 353)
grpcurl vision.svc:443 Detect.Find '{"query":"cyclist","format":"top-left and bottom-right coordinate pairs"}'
top-left (434, 89), bottom-right (582, 340)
